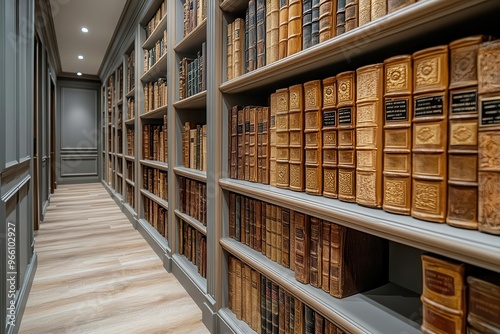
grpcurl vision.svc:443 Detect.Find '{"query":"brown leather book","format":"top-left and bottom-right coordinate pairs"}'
top-left (304, 80), bottom-right (323, 195)
top-left (276, 206), bottom-right (284, 265)
top-left (294, 298), bottom-right (305, 334)
top-left (248, 0), bottom-right (257, 72)
top-left (266, 203), bottom-right (273, 258)
top-left (260, 275), bottom-right (267, 334)
top-left (322, 76), bottom-right (338, 198)
top-left (227, 21), bottom-right (234, 81)
top-left (329, 223), bottom-right (387, 298)
top-left (309, 217), bottom-right (323, 287)
top-left (344, 0), bottom-right (357, 32)
top-left (249, 106), bottom-right (259, 182)
top-left (477, 39), bottom-right (500, 235)
top-left (281, 207), bottom-right (291, 268)
top-left (289, 84), bottom-right (305, 191)
top-left (467, 275), bottom-right (500, 333)
top-left (411, 45), bottom-right (449, 223)
top-left (279, 288), bottom-right (286, 333)
top-left (447, 36), bottom-right (487, 229)
top-left (230, 106), bottom-right (240, 179)
top-left (258, 107), bottom-right (264, 184)
top-left (387, 0), bottom-right (415, 13)
top-left (267, 0), bottom-right (280, 65)
top-left (261, 202), bottom-right (267, 256)
top-left (285, 292), bottom-right (292, 333)
top-left (290, 210), bottom-right (297, 271)
top-left (303, 0), bottom-right (313, 49)
top-left (356, 63), bottom-right (384, 208)
top-left (270, 94), bottom-right (278, 186)
top-left (305, 305), bottom-right (315, 334)
top-left (237, 108), bottom-right (245, 179)
top-left (257, 0), bottom-right (267, 69)
top-left (271, 282), bottom-right (280, 333)
top-left (251, 269), bottom-right (261, 332)
top-left (229, 192), bottom-right (236, 239)
top-left (279, 0), bottom-right (289, 59)
top-left (271, 205), bottom-right (278, 262)
top-left (255, 200), bottom-right (262, 252)
top-left (189, 128), bottom-right (197, 169)
top-left (321, 221), bottom-right (330, 292)
top-left (233, 18), bottom-right (245, 78)
top-left (421, 254), bottom-right (466, 334)
top-left (258, 106), bottom-right (271, 184)
top-left (336, 0), bottom-right (346, 36)
top-left (371, 0), bottom-right (386, 21)
top-left (383, 55), bottom-right (413, 215)
top-left (315, 312), bottom-right (324, 334)
top-left (337, 71), bottom-right (357, 203)
top-left (294, 212), bottom-right (310, 284)
top-left (234, 257), bottom-right (243, 319)
top-left (244, 106), bottom-right (251, 181)
top-left (243, 264), bottom-right (253, 325)
top-left (249, 198), bottom-right (255, 249)
top-left (276, 88), bottom-right (291, 188)
top-left (358, 0), bottom-right (370, 26)
top-left (287, 0), bottom-right (302, 56)
top-left (319, 0), bottom-right (336, 43)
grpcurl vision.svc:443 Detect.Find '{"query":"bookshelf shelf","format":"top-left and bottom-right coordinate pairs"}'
top-left (220, 237), bottom-right (421, 334)
top-left (140, 188), bottom-right (169, 210)
top-left (175, 209), bottom-right (207, 236)
top-left (172, 253), bottom-right (207, 293)
top-left (218, 308), bottom-right (255, 334)
top-left (142, 13), bottom-right (168, 50)
top-left (116, 153), bottom-right (123, 158)
top-left (124, 155), bottom-right (134, 161)
top-left (140, 159), bottom-right (169, 172)
top-left (126, 87), bottom-right (135, 98)
top-left (219, 178), bottom-right (500, 274)
top-left (124, 118), bottom-right (135, 126)
top-left (173, 166), bottom-right (207, 183)
top-left (174, 18), bottom-right (207, 53)
top-left (117, 172), bottom-right (123, 178)
top-left (140, 53), bottom-right (167, 82)
top-left (138, 218), bottom-right (169, 253)
top-left (173, 90), bottom-right (207, 109)
top-left (140, 104), bottom-right (167, 119)
top-left (219, 0), bottom-right (500, 94)
top-left (219, 0), bottom-right (247, 14)
top-left (125, 178), bottom-right (135, 187)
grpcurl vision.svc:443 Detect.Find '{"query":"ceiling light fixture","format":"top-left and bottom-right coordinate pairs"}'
top-left (78, 55), bottom-right (84, 60)
top-left (77, 72), bottom-right (82, 76)
top-left (81, 27), bottom-right (88, 33)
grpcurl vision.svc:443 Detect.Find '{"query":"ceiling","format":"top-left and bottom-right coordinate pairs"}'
top-left (51, 0), bottom-right (129, 78)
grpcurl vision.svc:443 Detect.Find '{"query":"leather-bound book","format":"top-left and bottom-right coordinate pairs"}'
top-left (261, 275), bottom-right (267, 334)
top-left (249, 106), bottom-right (259, 182)
top-left (294, 298), bottom-right (305, 334)
top-left (315, 312), bottom-right (324, 334)
top-left (248, 0), bottom-right (257, 72)
top-left (267, 0), bottom-right (280, 65)
top-left (478, 39), bottom-right (500, 235)
top-left (266, 277), bottom-right (273, 334)
top-left (304, 80), bottom-right (323, 195)
top-left (285, 293), bottom-right (292, 333)
top-left (243, 264), bottom-right (253, 325)
top-left (234, 258), bottom-right (243, 319)
top-left (229, 192), bottom-right (236, 239)
top-left (294, 212), bottom-right (310, 284)
top-left (245, 106), bottom-right (251, 181)
top-left (344, 0), bottom-right (357, 32)
top-left (411, 45), bottom-right (449, 223)
top-left (371, 0), bottom-right (386, 21)
top-left (447, 36), bottom-right (486, 229)
top-left (356, 63), bottom-right (384, 208)
top-left (272, 282), bottom-right (280, 334)
top-left (322, 76), bottom-right (338, 198)
top-left (276, 206), bottom-right (283, 265)
top-left (279, 288), bottom-right (286, 333)
top-left (261, 202), bottom-right (267, 256)
top-left (262, 107), bottom-right (271, 184)
top-left (321, 221), bottom-right (331, 292)
top-left (227, 21), bottom-right (234, 81)
top-left (289, 84), bottom-right (305, 191)
top-left (319, 0), bottom-right (335, 43)
top-left (387, 0), bottom-right (415, 13)
top-left (309, 217), bottom-right (323, 287)
top-left (289, 210), bottom-right (297, 271)
top-left (281, 207), bottom-right (291, 268)
top-left (311, 0), bottom-right (320, 45)
top-left (251, 269), bottom-right (261, 332)
top-left (337, 71), bottom-right (357, 202)
top-left (467, 274), bottom-right (500, 333)
top-left (255, 200), bottom-right (263, 252)
top-left (235, 194), bottom-right (241, 241)
top-left (336, 0), bottom-right (346, 36)
top-left (245, 197), bottom-right (251, 246)
top-left (276, 88), bottom-right (291, 188)
top-left (258, 107), bottom-right (264, 184)
top-left (228, 256), bottom-right (236, 312)
top-left (266, 203), bottom-right (273, 258)
top-left (303, 0), bottom-right (313, 50)
top-left (189, 128), bottom-right (197, 169)
top-left (257, 0), bottom-right (266, 68)
top-left (237, 108), bottom-right (245, 179)
top-left (421, 254), bottom-right (466, 334)
top-left (270, 94), bottom-right (278, 186)
top-left (249, 198), bottom-right (255, 249)
top-left (383, 55), bottom-right (413, 215)
top-left (230, 106), bottom-right (240, 179)
top-left (305, 305), bottom-right (315, 334)
top-left (271, 205), bottom-right (278, 262)
top-left (279, 0), bottom-right (289, 59)
top-left (287, 0), bottom-right (302, 56)
top-left (233, 18), bottom-right (245, 78)
top-left (358, 0), bottom-right (370, 26)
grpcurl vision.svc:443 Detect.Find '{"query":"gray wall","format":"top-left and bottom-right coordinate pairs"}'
top-left (57, 80), bottom-right (101, 184)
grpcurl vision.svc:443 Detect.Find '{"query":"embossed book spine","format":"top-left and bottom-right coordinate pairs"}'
top-left (251, 269), bottom-right (261, 332)
top-left (276, 88), bottom-right (291, 188)
top-left (303, 0), bottom-right (313, 50)
top-left (371, 0), bottom-right (386, 21)
top-left (319, 0), bottom-right (335, 43)
top-left (411, 45), bottom-right (449, 223)
top-left (248, 0), bottom-right (257, 72)
top-left (289, 84), bottom-right (305, 191)
top-left (478, 39), bottom-right (500, 235)
top-left (304, 80), bottom-right (323, 195)
top-left (233, 18), bottom-right (245, 78)
top-left (287, 0), bottom-right (303, 56)
top-left (358, 0), bottom-right (370, 26)
top-left (383, 55), bottom-right (413, 215)
top-left (279, 0), bottom-right (289, 59)
top-left (294, 212), bottom-right (310, 284)
top-left (257, 0), bottom-right (266, 68)
top-left (262, 107), bottom-right (271, 184)
top-left (344, 0), bottom-right (357, 32)
top-left (467, 275), bottom-right (500, 333)
top-left (258, 107), bottom-right (264, 183)
top-left (249, 106), bottom-right (259, 182)
top-left (447, 36), bottom-right (486, 229)
top-left (270, 94), bottom-right (278, 186)
top-left (237, 108), bottom-right (245, 179)
top-left (421, 254), bottom-right (466, 334)
top-left (322, 77), bottom-right (338, 198)
top-left (336, 0), bottom-right (346, 36)
top-left (321, 221), bottom-right (331, 292)
top-left (356, 63), bottom-right (384, 208)
top-left (281, 207), bottom-right (291, 268)
top-left (309, 217), bottom-right (323, 288)
top-left (311, 0), bottom-right (320, 45)
top-left (227, 21), bottom-right (234, 81)
top-left (387, 0), bottom-right (415, 13)
top-left (337, 71), bottom-right (357, 202)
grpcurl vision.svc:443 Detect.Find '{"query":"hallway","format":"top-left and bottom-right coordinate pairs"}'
top-left (19, 183), bottom-right (208, 334)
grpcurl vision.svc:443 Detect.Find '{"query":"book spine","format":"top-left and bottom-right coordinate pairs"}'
top-left (281, 207), bottom-right (291, 268)
top-left (467, 276), bottom-right (500, 332)
top-left (245, 106), bottom-right (251, 181)
top-left (278, 0), bottom-right (289, 59)
top-left (270, 94), bottom-right (278, 186)
top-left (266, 277), bottom-right (273, 334)
top-left (276, 206), bottom-right (283, 265)
top-left (289, 84), bottom-right (305, 191)
top-left (320, 221), bottom-right (330, 292)
top-left (269, 0), bottom-right (280, 64)
top-left (311, 0), bottom-right (320, 46)
top-left (289, 210), bottom-right (296, 271)
top-left (249, 106), bottom-right (258, 182)
top-left (309, 217), bottom-right (322, 287)
top-left (358, 0), bottom-right (370, 26)
top-left (251, 269), bottom-right (261, 332)
top-left (255, 200), bottom-right (262, 252)
top-left (387, 0), bottom-right (415, 13)
top-left (276, 88), bottom-right (290, 188)
top-left (234, 258), bottom-right (243, 319)
top-left (248, 0), bottom-right (257, 72)
top-left (229, 193), bottom-right (236, 239)
top-left (305, 305), bottom-right (315, 334)
top-left (294, 212), bottom-right (310, 284)
top-left (336, 0), bottom-right (346, 35)
top-left (235, 194), bottom-right (241, 241)
top-left (234, 18), bottom-right (245, 78)
top-left (294, 298), bottom-right (304, 334)
top-left (266, 0), bottom-right (273, 66)
top-left (271, 282), bottom-right (279, 334)
top-left (257, 0), bottom-right (266, 69)
top-left (266, 203), bottom-right (272, 258)
top-left (302, 0), bottom-right (313, 50)
top-left (322, 77), bottom-right (338, 198)
top-left (261, 203), bottom-right (267, 256)
top-left (261, 275), bottom-right (267, 334)
top-left (304, 80), bottom-right (323, 196)
top-left (243, 264), bottom-right (253, 325)
top-left (371, 0), bottom-right (386, 21)
top-left (271, 205), bottom-right (278, 262)
top-left (344, 0), bottom-right (357, 32)
top-left (319, 0), bottom-right (335, 43)
top-left (279, 287), bottom-right (286, 334)
top-left (287, 0), bottom-right (303, 56)
top-left (262, 107), bottom-right (271, 184)
top-left (227, 22), bottom-right (234, 81)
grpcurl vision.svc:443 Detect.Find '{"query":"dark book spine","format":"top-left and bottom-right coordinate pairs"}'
top-left (305, 305), bottom-right (315, 334)
top-left (235, 194), bottom-right (241, 241)
top-left (229, 192), bottom-right (236, 238)
top-left (256, 0), bottom-right (266, 68)
top-left (272, 282), bottom-right (279, 334)
top-left (303, 0), bottom-right (313, 49)
top-left (261, 275), bottom-right (268, 334)
top-left (248, 0), bottom-right (257, 72)
top-left (311, 0), bottom-right (320, 45)
top-left (336, 0), bottom-right (346, 35)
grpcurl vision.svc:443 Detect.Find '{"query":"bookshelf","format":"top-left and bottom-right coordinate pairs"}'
top-left (124, 43), bottom-right (137, 217)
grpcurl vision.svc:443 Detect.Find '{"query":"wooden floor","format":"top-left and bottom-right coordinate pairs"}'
top-left (19, 183), bottom-right (209, 334)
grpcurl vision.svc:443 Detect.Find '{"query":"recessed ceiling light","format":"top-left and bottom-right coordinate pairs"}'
top-left (81, 27), bottom-right (88, 33)
top-left (77, 72), bottom-right (82, 76)
top-left (78, 55), bottom-right (84, 60)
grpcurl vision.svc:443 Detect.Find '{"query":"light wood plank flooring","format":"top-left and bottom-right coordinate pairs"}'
top-left (19, 183), bottom-right (208, 334)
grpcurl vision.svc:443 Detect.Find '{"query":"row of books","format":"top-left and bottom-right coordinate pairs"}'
top-left (178, 42), bottom-right (207, 100)
top-left (144, 197), bottom-right (168, 238)
top-left (107, 74), bottom-right (114, 118)
top-left (143, 30), bottom-right (167, 73)
top-left (127, 49), bottom-right (135, 94)
top-left (142, 118), bottom-right (168, 163)
top-left (228, 255), bottom-right (350, 334)
top-left (183, 0), bottom-right (207, 37)
top-left (145, 0), bottom-right (167, 39)
top-left (179, 219), bottom-right (207, 278)
top-left (126, 161), bottom-right (134, 182)
top-left (179, 176), bottom-right (207, 226)
top-left (182, 122), bottom-right (207, 172)
top-left (127, 97), bottom-right (135, 120)
top-left (228, 35), bottom-right (500, 235)
top-left (144, 77), bottom-right (167, 113)
top-left (117, 129), bottom-right (123, 154)
top-left (421, 253), bottom-right (500, 334)
top-left (143, 166), bottom-right (168, 202)
top-left (117, 65), bottom-right (123, 101)
top-left (126, 184), bottom-right (135, 209)
top-left (229, 192), bottom-right (387, 298)
top-left (126, 128), bottom-right (134, 156)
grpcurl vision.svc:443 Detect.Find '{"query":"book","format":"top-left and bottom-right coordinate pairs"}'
top-left (477, 39), bottom-right (500, 235)
top-left (344, 0), bottom-right (357, 32)
top-left (234, 18), bottom-right (245, 78)
top-left (270, 93), bottom-right (278, 186)
top-left (304, 80), bottom-right (323, 196)
top-left (243, 264), bottom-right (253, 325)
top-left (321, 221), bottom-right (331, 292)
top-left (311, 0), bottom-right (320, 46)
top-left (227, 21), bottom-right (234, 81)
top-left (261, 275), bottom-right (267, 334)
top-left (467, 275), bottom-right (500, 333)
top-left (289, 210), bottom-right (297, 272)
top-left (289, 84), bottom-right (305, 191)
top-left (248, 0), bottom-right (257, 72)
top-left (447, 36), bottom-right (486, 229)
top-left (279, 0), bottom-right (289, 59)
top-left (356, 63), bottom-right (384, 208)
top-left (336, 0), bottom-right (346, 36)
top-left (276, 88), bottom-right (290, 188)
top-left (262, 107), bottom-right (271, 184)
top-left (322, 76), bottom-right (338, 198)
top-left (228, 256), bottom-right (236, 311)
top-left (294, 211), bottom-right (310, 284)
top-left (279, 287), bottom-right (286, 333)
top-left (337, 71), bottom-right (357, 203)
top-left (305, 305), bottom-right (315, 334)
top-left (294, 298), bottom-right (305, 334)
top-left (272, 282), bottom-right (280, 334)
top-left (237, 107), bottom-right (245, 179)
top-left (229, 193), bottom-right (236, 239)
top-left (288, 0), bottom-right (302, 56)
top-left (281, 207), bottom-right (291, 268)
top-left (387, 0), bottom-right (415, 13)
top-left (309, 217), bottom-right (322, 287)
top-left (358, 0), bottom-right (370, 27)
top-left (267, 0), bottom-right (280, 65)
top-left (245, 106), bottom-right (251, 181)
top-left (319, 0), bottom-right (335, 43)
top-left (303, 0), bottom-right (313, 50)
top-left (411, 45), bottom-right (449, 223)
top-left (371, 0), bottom-right (386, 21)
top-left (251, 269), bottom-right (261, 332)
top-left (257, 0), bottom-right (267, 69)
top-left (234, 257), bottom-right (243, 319)
top-left (249, 106), bottom-right (259, 182)
top-left (383, 55), bottom-right (413, 215)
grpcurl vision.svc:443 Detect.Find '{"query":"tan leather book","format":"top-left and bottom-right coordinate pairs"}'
top-left (289, 210), bottom-right (296, 271)
top-left (251, 269), bottom-right (261, 332)
top-left (233, 18), bottom-right (245, 78)
top-left (227, 21), bottom-right (234, 81)
top-left (294, 298), bottom-right (304, 334)
top-left (234, 257), bottom-right (243, 319)
top-left (387, 0), bottom-right (415, 13)
top-left (304, 80), bottom-right (323, 195)
top-left (189, 128), bottom-right (196, 169)
top-left (229, 106), bottom-right (240, 179)
top-left (268, 0), bottom-right (280, 65)
top-left (478, 39), bottom-right (500, 235)
top-left (257, 0), bottom-right (267, 68)
top-left (279, 0), bottom-right (289, 59)
top-left (294, 212), bottom-right (310, 284)
top-left (279, 288), bottom-right (286, 333)
top-left (411, 45), bottom-right (449, 223)
top-left (237, 108), bottom-right (245, 179)
top-left (421, 254), bottom-right (466, 334)
top-left (249, 106), bottom-right (258, 182)
top-left (371, 0), bottom-right (386, 21)
top-left (270, 94), bottom-right (278, 186)
top-left (287, 0), bottom-right (303, 56)
top-left (276, 206), bottom-right (283, 265)
top-left (262, 107), bottom-right (270, 184)
top-left (322, 76), bottom-right (338, 198)
top-left (467, 275), bottom-right (500, 333)
top-left (266, 203), bottom-right (273, 258)
top-left (309, 217), bottom-right (323, 288)
top-left (344, 0), bottom-right (358, 32)
top-left (337, 71), bottom-right (357, 203)
top-left (255, 200), bottom-right (262, 252)
top-left (243, 264), bottom-right (253, 325)
top-left (319, 0), bottom-right (336, 43)
top-left (261, 202), bottom-right (267, 256)
top-left (358, 0), bottom-right (370, 26)
top-left (228, 256), bottom-right (236, 311)
top-left (383, 55), bottom-right (413, 215)
top-left (289, 84), bottom-right (305, 191)
top-left (257, 107), bottom-right (264, 184)
top-left (276, 88), bottom-right (290, 188)
top-left (271, 205), bottom-right (278, 262)
top-left (281, 207), bottom-right (291, 268)
top-left (356, 63), bottom-right (384, 208)
top-left (447, 36), bottom-right (486, 229)
top-left (321, 221), bottom-right (330, 292)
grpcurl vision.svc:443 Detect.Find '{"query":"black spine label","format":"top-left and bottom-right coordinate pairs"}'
top-left (322, 110), bottom-right (336, 127)
top-left (481, 99), bottom-right (500, 125)
top-left (385, 99), bottom-right (408, 121)
top-left (451, 91), bottom-right (477, 114)
top-left (338, 108), bottom-right (352, 125)
top-left (414, 95), bottom-right (444, 117)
